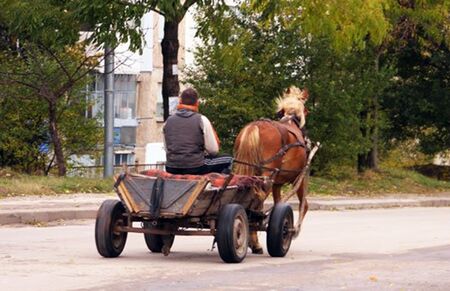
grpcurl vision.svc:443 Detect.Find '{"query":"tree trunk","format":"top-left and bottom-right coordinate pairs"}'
top-left (161, 20), bottom-right (180, 121)
top-left (358, 55), bottom-right (381, 172)
top-left (48, 102), bottom-right (66, 176)
top-left (368, 55), bottom-right (380, 171)
top-left (357, 109), bottom-right (369, 173)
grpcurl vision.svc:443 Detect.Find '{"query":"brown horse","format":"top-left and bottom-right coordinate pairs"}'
top-left (233, 88), bottom-right (309, 254)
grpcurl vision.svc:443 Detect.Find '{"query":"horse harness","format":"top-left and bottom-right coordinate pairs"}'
top-left (234, 116), bottom-right (306, 175)
top-left (260, 117), bottom-right (305, 164)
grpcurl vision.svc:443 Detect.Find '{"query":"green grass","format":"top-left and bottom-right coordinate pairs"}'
top-left (0, 171), bottom-right (113, 198)
top-left (1, 166), bottom-right (449, 198)
top-left (308, 167), bottom-right (450, 196)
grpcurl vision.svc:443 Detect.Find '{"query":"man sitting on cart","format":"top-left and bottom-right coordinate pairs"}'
top-left (163, 87), bottom-right (232, 175)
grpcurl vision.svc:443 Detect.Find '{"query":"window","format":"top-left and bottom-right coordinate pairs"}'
top-left (114, 75), bottom-right (136, 119)
top-left (114, 153), bottom-right (135, 166)
top-left (86, 74), bottom-right (104, 119)
top-left (86, 73), bottom-right (136, 120)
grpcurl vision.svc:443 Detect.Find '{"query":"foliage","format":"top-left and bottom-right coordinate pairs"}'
top-left (383, 40), bottom-right (450, 154)
top-left (379, 0), bottom-right (450, 155)
top-left (304, 39), bottom-right (394, 173)
top-left (71, 0), bottom-right (219, 51)
top-left (381, 140), bottom-right (432, 169)
top-left (188, 7), bottom-right (306, 151)
top-left (188, 2), bottom-right (394, 169)
top-left (190, 0), bottom-right (450, 172)
top-left (0, 94), bottom-right (48, 174)
top-left (0, 1), bottom-right (103, 175)
top-left (0, 44), bottom-right (103, 174)
top-left (247, 0), bottom-right (391, 51)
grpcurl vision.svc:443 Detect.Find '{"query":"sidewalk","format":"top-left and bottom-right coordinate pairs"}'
top-left (1, 192), bottom-right (450, 225)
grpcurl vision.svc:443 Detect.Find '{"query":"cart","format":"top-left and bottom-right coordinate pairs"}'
top-left (94, 170), bottom-right (296, 263)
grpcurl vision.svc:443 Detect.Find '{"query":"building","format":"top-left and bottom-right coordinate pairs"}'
top-left (87, 11), bottom-right (197, 168)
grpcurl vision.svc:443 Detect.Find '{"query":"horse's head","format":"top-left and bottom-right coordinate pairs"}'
top-left (276, 86), bottom-right (307, 128)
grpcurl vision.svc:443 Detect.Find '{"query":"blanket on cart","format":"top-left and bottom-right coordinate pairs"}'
top-left (140, 169), bottom-right (270, 193)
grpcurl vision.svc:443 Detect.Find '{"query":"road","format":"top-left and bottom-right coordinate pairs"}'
top-left (1, 207), bottom-right (449, 290)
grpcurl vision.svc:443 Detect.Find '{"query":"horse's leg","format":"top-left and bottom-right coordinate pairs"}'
top-left (294, 178), bottom-right (309, 238)
top-left (249, 184), bottom-right (282, 254)
top-left (272, 184), bottom-right (282, 204)
top-left (249, 232), bottom-right (263, 254)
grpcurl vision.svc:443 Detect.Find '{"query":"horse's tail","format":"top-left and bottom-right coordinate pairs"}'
top-left (233, 123), bottom-right (263, 176)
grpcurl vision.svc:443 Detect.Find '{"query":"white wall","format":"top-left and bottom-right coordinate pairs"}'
top-left (145, 142), bottom-right (166, 165)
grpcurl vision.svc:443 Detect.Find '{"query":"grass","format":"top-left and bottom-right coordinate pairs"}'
top-left (0, 170), bottom-right (113, 198)
top-left (308, 167), bottom-right (450, 196)
top-left (1, 166), bottom-right (449, 198)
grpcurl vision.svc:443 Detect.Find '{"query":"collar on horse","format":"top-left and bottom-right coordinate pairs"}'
top-left (280, 114), bottom-right (301, 128)
top-left (258, 117), bottom-right (305, 166)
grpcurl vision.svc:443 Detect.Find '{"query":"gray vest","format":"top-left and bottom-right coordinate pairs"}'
top-left (164, 110), bottom-right (205, 168)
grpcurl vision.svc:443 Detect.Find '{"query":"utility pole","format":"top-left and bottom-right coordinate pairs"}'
top-left (103, 46), bottom-right (114, 178)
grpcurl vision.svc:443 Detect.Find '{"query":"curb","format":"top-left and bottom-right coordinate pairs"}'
top-left (0, 207), bottom-right (98, 225)
top-left (306, 198), bottom-right (450, 211)
top-left (1, 198), bottom-right (450, 226)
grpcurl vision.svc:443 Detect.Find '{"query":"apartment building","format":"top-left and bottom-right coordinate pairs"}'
top-left (86, 11), bottom-right (196, 168)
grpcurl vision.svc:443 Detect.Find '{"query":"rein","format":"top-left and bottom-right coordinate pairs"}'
top-left (260, 141), bottom-right (305, 165)
top-left (234, 116), bottom-right (306, 176)
top-left (232, 158), bottom-right (302, 175)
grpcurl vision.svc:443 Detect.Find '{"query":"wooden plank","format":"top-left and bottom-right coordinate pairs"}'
top-left (181, 177), bottom-right (209, 216)
top-left (114, 175), bottom-right (133, 213)
top-left (119, 180), bottom-right (140, 213)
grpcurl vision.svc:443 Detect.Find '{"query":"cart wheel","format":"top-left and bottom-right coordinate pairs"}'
top-left (143, 222), bottom-right (175, 254)
top-left (267, 203), bottom-right (294, 257)
top-left (216, 204), bottom-right (249, 263)
top-left (95, 199), bottom-right (128, 258)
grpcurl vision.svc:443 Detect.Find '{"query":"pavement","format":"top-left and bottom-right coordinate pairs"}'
top-left (1, 192), bottom-right (450, 226)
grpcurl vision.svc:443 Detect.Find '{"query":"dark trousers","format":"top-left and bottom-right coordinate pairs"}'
top-left (166, 154), bottom-right (233, 175)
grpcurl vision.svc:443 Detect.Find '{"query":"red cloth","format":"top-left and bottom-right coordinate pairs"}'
top-left (140, 169), bottom-right (266, 190)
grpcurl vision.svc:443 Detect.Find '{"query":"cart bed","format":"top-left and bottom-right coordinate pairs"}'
top-left (114, 170), bottom-right (271, 219)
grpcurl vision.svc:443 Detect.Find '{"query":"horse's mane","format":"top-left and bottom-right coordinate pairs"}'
top-left (276, 86), bottom-right (307, 128)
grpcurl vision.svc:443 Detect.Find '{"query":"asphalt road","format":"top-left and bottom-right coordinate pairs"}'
top-left (1, 207), bottom-right (449, 290)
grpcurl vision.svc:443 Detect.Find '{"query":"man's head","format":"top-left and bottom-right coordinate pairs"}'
top-left (180, 88), bottom-right (199, 105)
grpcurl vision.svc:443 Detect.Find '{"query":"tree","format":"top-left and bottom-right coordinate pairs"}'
top-left (0, 91), bottom-right (49, 174)
top-left (355, 0), bottom-right (450, 170)
top-left (72, 0), bottom-right (228, 121)
top-left (0, 42), bottom-right (103, 175)
top-left (383, 36), bottom-right (450, 155)
top-left (0, 1), bottom-right (102, 176)
top-left (188, 1), bottom-right (395, 171)
top-left (187, 6), bottom-right (307, 151)
top-left (242, 0), bottom-right (449, 171)
top-left (304, 39), bottom-right (394, 174)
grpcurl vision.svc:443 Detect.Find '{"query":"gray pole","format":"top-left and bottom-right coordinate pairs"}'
top-left (103, 46), bottom-right (114, 178)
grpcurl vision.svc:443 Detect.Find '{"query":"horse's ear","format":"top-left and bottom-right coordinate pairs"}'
top-left (300, 88), bottom-right (309, 101)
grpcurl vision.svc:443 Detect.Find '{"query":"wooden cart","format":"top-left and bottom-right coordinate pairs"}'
top-left (94, 171), bottom-right (296, 263)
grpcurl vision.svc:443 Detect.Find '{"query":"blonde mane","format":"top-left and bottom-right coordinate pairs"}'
top-left (276, 86), bottom-right (308, 128)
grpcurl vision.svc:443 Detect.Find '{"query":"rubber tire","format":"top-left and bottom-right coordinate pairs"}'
top-left (216, 204), bottom-right (249, 263)
top-left (143, 222), bottom-right (175, 253)
top-left (267, 203), bottom-right (294, 257)
top-left (95, 199), bottom-right (128, 258)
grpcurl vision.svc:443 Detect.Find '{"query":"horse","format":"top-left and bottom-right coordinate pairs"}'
top-left (233, 86), bottom-right (309, 254)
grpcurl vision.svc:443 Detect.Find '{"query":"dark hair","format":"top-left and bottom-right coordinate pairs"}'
top-left (180, 88), bottom-right (198, 105)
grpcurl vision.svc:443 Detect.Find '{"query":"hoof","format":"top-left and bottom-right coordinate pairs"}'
top-left (162, 245), bottom-right (170, 256)
top-left (251, 247), bottom-right (264, 254)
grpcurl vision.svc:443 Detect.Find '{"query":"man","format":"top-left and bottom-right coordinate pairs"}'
top-left (163, 88), bottom-right (232, 175)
